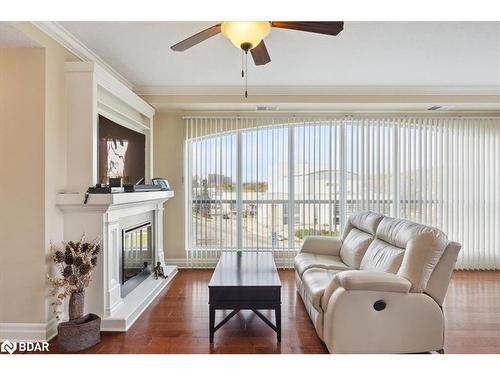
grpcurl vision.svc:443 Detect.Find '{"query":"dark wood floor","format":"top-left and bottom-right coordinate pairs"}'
top-left (48, 269), bottom-right (500, 354)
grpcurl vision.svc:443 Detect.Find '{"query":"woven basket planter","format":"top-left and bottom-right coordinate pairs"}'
top-left (57, 313), bottom-right (101, 352)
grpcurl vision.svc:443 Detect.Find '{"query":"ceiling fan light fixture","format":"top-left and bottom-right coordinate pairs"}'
top-left (221, 21), bottom-right (271, 51)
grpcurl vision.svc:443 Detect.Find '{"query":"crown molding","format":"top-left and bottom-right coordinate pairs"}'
top-left (135, 85), bottom-right (500, 97)
top-left (32, 21), bottom-right (134, 90)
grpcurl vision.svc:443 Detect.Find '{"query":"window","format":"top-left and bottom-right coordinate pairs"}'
top-left (188, 128), bottom-right (237, 251)
top-left (185, 117), bottom-right (500, 269)
top-left (283, 205), bottom-right (300, 226)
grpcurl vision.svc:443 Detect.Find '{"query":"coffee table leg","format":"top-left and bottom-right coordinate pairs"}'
top-left (209, 305), bottom-right (215, 343)
top-left (275, 304), bottom-right (281, 342)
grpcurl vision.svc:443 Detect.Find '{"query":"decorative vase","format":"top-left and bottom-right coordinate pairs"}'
top-left (69, 290), bottom-right (85, 321)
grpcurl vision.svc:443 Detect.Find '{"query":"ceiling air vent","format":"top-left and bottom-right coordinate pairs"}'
top-left (428, 105), bottom-right (456, 111)
top-left (256, 105), bottom-right (279, 111)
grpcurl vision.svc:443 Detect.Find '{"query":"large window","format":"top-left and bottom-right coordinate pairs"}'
top-left (185, 117), bottom-right (500, 269)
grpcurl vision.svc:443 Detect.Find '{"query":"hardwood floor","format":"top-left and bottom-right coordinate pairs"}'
top-left (442, 271), bottom-right (500, 353)
top-left (47, 269), bottom-right (500, 354)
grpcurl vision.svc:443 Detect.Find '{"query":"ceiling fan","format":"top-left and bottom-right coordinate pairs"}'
top-left (170, 21), bottom-right (344, 97)
top-left (171, 21), bottom-right (344, 65)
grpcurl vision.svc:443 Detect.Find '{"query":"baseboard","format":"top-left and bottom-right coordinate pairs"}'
top-left (45, 318), bottom-right (58, 341)
top-left (164, 258), bottom-right (190, 268)
top-left (165, 257), bottom-right (294, 269)
top-left (0, 318), bottom-right (57, 342)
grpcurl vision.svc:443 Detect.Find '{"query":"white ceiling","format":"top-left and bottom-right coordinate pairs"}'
top-left (0, 23), bottom-right (41, 48)
top-left (60, 21), bottom-right (500, 89)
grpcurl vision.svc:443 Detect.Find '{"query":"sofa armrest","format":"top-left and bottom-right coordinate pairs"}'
top-left (334, 270), bottom-right (412, 293)
top-left (322, 287), bottom-right (444, 353)
top-left (299, 236), bottom-right (342, 256)
top-left (321, 270), bottom-right (412, 311)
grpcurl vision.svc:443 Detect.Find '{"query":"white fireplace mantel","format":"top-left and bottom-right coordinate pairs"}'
top-left (57, 190), bottom-right (174, 209)
top-left (56, 191), bottom-right (177, 331)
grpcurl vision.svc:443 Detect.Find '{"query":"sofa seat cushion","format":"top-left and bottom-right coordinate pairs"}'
top-left (302, 268), bottom-right (341, 311)
top-left (295, 252), bottom-right (351, 277)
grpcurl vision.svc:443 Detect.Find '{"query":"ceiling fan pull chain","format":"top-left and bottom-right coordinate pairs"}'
top-left (245, 50), bottom-right (248, 98)
top-left (241, 49), bottom-right (244, 78)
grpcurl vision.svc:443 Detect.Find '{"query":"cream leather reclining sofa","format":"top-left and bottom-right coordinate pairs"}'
top-left (295, 211), bottom-right (461, 353)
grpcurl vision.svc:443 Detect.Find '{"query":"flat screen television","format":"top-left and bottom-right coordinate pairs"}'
top-left (98, 115), bottom-right (146, 185)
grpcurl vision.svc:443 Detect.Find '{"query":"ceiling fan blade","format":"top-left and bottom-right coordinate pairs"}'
top-left (170, 24), bottom-right (222, 51)
top-left (271, 21), bottom-right (344, 36)
top-left (251, 40), bottom-right (271, 66)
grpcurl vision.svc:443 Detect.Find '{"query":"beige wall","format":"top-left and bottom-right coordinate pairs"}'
top-left (11, 22), bottom-right (77, 251)
top-left (0, 23), bottom-right (78, 326)
top-left (0, 48), bottom-right (47, 323)
top-left (153, 112), bottom-right (186, 261)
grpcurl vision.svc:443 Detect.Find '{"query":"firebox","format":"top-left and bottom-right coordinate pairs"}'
top-left (120, 222), bottom-right (153, 297)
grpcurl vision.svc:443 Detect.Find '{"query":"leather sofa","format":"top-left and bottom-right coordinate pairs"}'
top-left (294, 211), bottom-right (461, 353)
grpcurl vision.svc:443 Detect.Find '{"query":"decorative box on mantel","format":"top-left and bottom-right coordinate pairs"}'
top-left (56, 191), bottom-right (177, 331)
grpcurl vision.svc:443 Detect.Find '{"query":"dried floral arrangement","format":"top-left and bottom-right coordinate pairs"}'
top-left (47, 234), bottom-right (101, 319)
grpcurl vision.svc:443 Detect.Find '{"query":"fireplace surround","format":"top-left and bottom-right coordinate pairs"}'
top-left (51, 61), bottom-right (177, 333)
top-left (57, 191), bottom-right (176, 331)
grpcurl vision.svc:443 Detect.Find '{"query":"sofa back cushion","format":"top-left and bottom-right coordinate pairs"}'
top-left (359, 239), bottom-right (405, 273)
top-left (340, 229), bottom-right (373, 268)
top-left (341, 211), bottom-right (384, 240)
top-left (339, 211), bottom-right (384, 269)
top-left (424, 241), bottom-right (461, 305)
top-left (360, 216), bottom-right (448, 292)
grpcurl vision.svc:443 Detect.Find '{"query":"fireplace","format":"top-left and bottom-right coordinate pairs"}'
top-left (57, 191), bottom-right (176, 331)
top-left (121, 222), bottom-right (154, 297)
top-left (55, 62), bottom-right (175, 333)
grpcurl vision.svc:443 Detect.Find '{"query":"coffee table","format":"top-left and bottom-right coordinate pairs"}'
top-left (208, 251), bottom-right (282, 343)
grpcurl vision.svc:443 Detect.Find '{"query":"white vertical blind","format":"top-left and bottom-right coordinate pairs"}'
top-left (293, 119), bottom-right (342, 242)
top-left (344, 118), bottom-right (394, 217)
top-left (185, 116), bottom-right (500, 269)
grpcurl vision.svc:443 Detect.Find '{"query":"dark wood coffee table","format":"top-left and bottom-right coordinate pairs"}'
top-left (208, 251), bottom-right (282, 343)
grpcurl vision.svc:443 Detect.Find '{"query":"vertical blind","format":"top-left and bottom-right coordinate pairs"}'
top-left (185, 116), bottom-right (500, 270)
